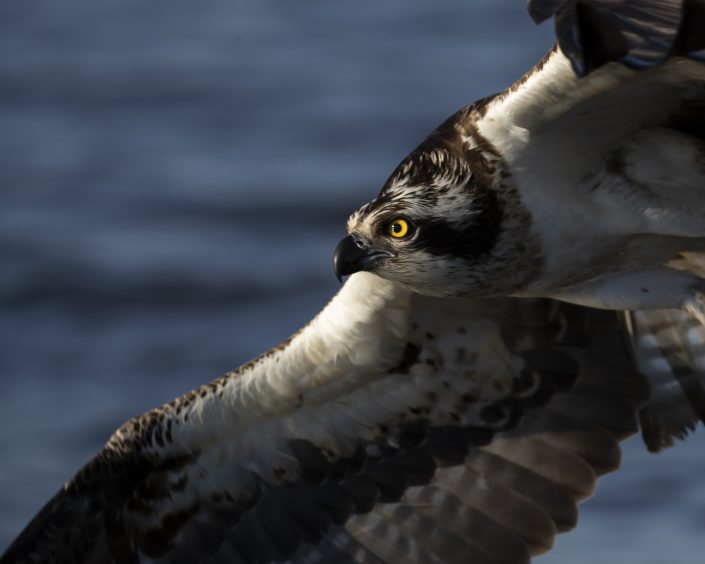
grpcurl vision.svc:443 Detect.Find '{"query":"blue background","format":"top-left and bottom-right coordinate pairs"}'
top-left (1, 1), bottom-right (704, 561)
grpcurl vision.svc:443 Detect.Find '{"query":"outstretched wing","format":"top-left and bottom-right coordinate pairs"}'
top-left (1, 274), bottom-right (648, 564)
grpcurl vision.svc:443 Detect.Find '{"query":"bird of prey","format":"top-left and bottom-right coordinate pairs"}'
top-left (3, 1), bottom-right (705, 563)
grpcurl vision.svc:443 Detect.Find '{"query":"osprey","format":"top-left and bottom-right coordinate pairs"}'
top-left (3, 1), bottom-right (705, 563)
top-left (335, 1), bottom-right (705, 316)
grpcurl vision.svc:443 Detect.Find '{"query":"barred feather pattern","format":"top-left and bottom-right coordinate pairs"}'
top-left (630, 252), bottom-right (705, 451)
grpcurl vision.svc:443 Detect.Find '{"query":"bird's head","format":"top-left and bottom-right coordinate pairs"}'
top-left (334, 109), bottom-right (540, 298)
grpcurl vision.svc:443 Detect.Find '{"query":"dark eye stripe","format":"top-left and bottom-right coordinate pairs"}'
top-left (411, 182), bottom-right (502, 259)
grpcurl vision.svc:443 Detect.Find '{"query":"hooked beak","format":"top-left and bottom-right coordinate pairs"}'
top-left (333, 235), bottom-right (394, 282)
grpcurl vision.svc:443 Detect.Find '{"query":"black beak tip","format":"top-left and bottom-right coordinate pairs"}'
top-left (333, 234), bottom-right (393, 282)
top-left (333, 234), bottom-right (364, 282)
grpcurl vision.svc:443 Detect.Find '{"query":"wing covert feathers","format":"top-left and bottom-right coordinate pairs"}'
top-left (295, 304), bottom-right (648, 564)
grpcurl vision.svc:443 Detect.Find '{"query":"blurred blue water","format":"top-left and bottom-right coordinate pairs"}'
top-left (1, 1), bottom-right (703, 561)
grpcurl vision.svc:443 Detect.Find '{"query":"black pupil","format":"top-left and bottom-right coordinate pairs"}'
top-left (393, 222), bottom-right (402, 233)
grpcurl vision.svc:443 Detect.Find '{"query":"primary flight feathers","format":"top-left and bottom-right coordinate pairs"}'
top-left (528, 0), bottom-right (705, 75)
top-left (3, 1), bottom-right (705, 563)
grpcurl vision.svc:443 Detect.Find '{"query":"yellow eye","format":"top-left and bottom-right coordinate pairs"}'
top-left (388, 218), bottom-right (411, 238)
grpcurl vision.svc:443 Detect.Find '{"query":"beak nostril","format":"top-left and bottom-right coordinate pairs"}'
top-left (353, 237), bottom-right (366, 249)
